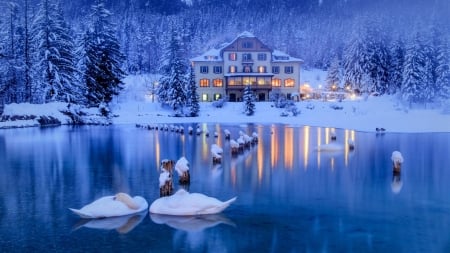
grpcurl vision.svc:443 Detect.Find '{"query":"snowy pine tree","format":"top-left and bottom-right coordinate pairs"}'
top-left (157, 29), bottom-right (188, 113)
top-left (388, 38), bottom-right (405, 94)
top-left (30, 0), bottom-right (80, 104)
top-left (435, 36), bottom-right (450, 100)
top-left (401, 33), bottom-right (431, 105)
top-left (83, 0), bottom-right (125, 107)
top-left (186, 66), bottom-right (200, 117)
top-left (326, 57), bottom-right (340, 90)
top-left (343, 33), bottom-right (365, 92)
top-left (243, 85), bottom-right (255, 116)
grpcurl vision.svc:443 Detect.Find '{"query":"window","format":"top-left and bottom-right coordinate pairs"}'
top-left (229, 65), bottom-right (237, 73)
top-left (272, 66), bottom-right (280, 74)
top-left (284, 78), bottom-right (295, 87)
top-left (202, 94), bottom-right (208, 101)
top-left (200, 66), bottom-right (209, 74)
top-left (242, 41), bottom-right (253, 48)
top-left (257, 53), bottom-right (267, 61)
top-left (229, 53), bottom-right (237, 61)
top-left (214, 94), bottom-right (222, 100)
top-left (284, 66), bottom-right (294, 74)
top-left (213, 79), bottom-right (223, 87)
top-left (243, 66), bottom-right (252, 73)
top-left (257, 77), bottom-right (270, 85)
top-left (213, 66), bottom-right (222, 74)
top-left (243, 53), bottom-right (252, 61)
top-left (257, 66), bottom-right (266, 73)
top-left (272, 78), bottom-right (281, 87)
top-left (200, 79), bottom-right (210, 87)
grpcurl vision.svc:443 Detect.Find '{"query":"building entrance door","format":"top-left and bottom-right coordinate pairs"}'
top-left (258, 93), bottom-right (266, 101)
top-left (229, 93), bottom-right (236, 102)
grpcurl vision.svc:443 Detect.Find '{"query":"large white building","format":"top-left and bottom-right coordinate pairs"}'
top-left (191, 32), bottom-right (303, 102)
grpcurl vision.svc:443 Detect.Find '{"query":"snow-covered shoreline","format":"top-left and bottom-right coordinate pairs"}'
top-left (1, 72), bottom-right (449, 133)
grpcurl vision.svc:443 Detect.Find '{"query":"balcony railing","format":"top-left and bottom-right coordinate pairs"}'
top-left (226, 83), bottom-right (272, 90)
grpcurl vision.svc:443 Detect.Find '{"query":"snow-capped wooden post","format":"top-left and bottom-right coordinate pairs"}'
top-left (211, 144), bottom-right (223, 164)
top-left (224, 129), bottom-right (231, 140)
top-left (230, 139), bottom-right (240, 155)
top-left (175, 157), bottom-right (190, 184)
top-left (159, 170), bottom-right (173, 197)
top-left (391, 151), bottom-right (403, 172)
top-left (330, 128), bottom-right (336, 141)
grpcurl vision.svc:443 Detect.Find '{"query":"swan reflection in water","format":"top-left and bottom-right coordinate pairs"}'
top-left (149, 213), bottom-right (235, 232)
top-left (72, 211), bottom-right (147, 234)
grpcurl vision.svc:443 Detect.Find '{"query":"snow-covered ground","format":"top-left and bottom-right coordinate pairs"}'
top-left (1, 71), bottom-right (449, 133)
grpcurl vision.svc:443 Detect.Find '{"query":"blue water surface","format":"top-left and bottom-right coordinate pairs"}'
top-left (0, 124), bottom-right (449, 253)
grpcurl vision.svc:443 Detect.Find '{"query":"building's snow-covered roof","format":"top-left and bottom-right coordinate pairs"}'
top-left (272, 50), bottom-right (304, 63)
top-left (190, 48), bottom-right (223, 62)
top-left (237, 31), bottom-right (255, 38)
top-left (191, 33), bottom-right (302, 63)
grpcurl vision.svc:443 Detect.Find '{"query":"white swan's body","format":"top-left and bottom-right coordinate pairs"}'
top-left (69, 194), bottom-right (148, 219)
top-left (149, 189), bottom-right (236, 216)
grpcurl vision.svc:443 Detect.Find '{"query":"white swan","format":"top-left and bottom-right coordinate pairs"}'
top-left (149, 189), bottom-right (236, 216)
top-left (69, 193), bottom-right (148, 219)
top-left (149, 213), bottom-right (235, 232)
top-left (72, 212), bottom-right (146, 234)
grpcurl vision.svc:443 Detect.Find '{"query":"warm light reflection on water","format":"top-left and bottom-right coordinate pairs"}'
top-left (303, 126), bottom-right (310, 170)
top-left (284, 127), bottom-right (294, 170)
top-left (270, 125), bottom-right (278, 168)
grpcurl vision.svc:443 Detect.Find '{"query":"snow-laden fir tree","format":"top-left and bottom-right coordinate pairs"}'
top-left (30, 0), bottom-right (80, 104)
top-left (83, 0), bottom-right (125, 107)
top-left (343, 31), bottom-right (365, 92)
top-left (157, 29), bottom-right (188, 113)
top-left (388, 38), bottom-right (405, 94)
top-left (243, 85), bottom-right (255, 116)
top-left (435, 35), bottom-right (450, 100)
top-left (401, 33), bottom-right (431, 106)
top-left (186, 66), bottom-right (200, 117)
top-left (326, 56), bottom-right (340, 90)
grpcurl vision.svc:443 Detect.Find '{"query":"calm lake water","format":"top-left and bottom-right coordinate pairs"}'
top-left (0, 124), bottom-right (449, 252)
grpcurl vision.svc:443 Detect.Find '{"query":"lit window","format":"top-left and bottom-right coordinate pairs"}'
top-left (214, 94), bottom-right (222, 100)
top-left (228, 79), bottom-right (236, 86)
top-left (243, 66), bottom-right (252, 73)
top-left (243, 77), bottom-right (251, 85)
top-left (284, 66), bottom-right (294, 74)
top-left (213, 66), bottom-right (222, 74)
top-left (272, 66), bottom-right (280, 74)
top-left (229, 53), bottom-right (237, 61)
top-left (257, 53), bottom-right (267, 61)
top-left (284, 78), bottom-right (295, 87)
top-left (257, 77), bottom-right (266, 85)
top-left (200, 66), bottom-right (209, 73)
top-left (242, 41), bottom-right (253, 48)
top-left (200, 79), bottom-right (210, 87)
top-left (229, 65), bottom-right (237, 73)
top-left (258, 66), bottom-right (266, 73)
top-left (202, 94), bottom-right (208, 101)
top-left (272, 78), bottom-right (281, 87)
top-left (213, 79), bottom-right (223, 87)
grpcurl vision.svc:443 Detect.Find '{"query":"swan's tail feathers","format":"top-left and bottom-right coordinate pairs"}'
top-left (69, 208), bottom-right (94, 219)
top-left (223, 197), bottom-right (237, 206)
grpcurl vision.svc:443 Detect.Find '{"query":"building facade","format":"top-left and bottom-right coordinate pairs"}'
top-left (191, 32), bottom-right (303, 102)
